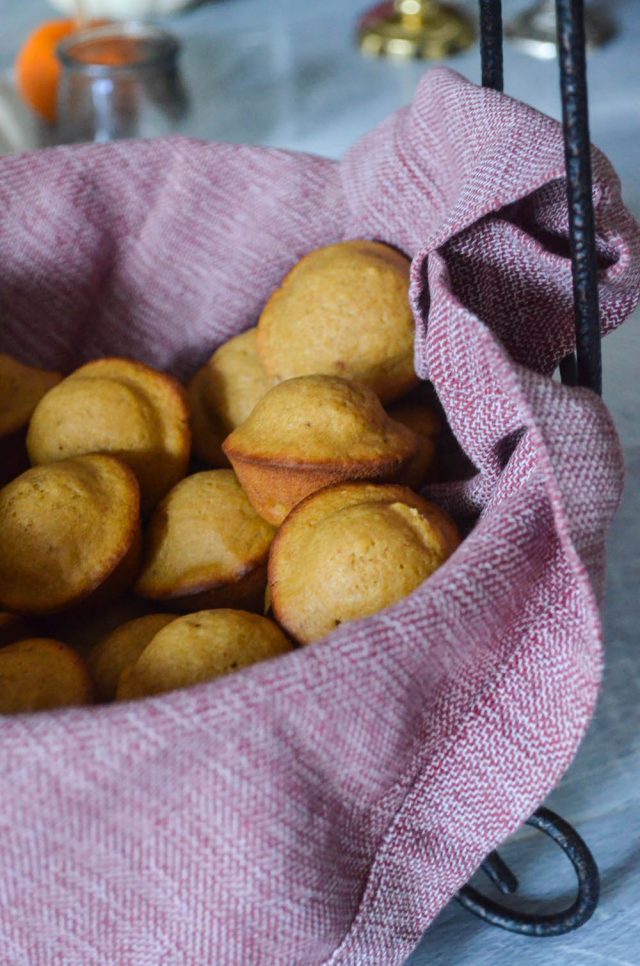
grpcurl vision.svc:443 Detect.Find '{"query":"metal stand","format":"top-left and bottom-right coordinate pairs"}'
top-left (456, 808), bottom-right (600, 934)
top-left (453, 0), bottom-right (603, 935)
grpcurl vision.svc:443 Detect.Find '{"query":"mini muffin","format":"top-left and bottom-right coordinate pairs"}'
top-left (187, 330), bottom-right (272, 468)
top-left (0, 354), bottom-right (61, 486)
top-left (0, 454), bottom-right (141, 616)
top-left (187, 366), bottom-right (227, 467)
top-left (223, 375), bottom-right (417, 525)
top-left (134, 470), bottom-right (276, 612)
top-left (89, 613), bottom-right (177, 701)
top-left (0, 613), bottom-right (33, 648)
top-left (269, 482), bottom-right (460, 644)
top-left (0, 638), bottom-right (94, 714)
top-left (256, 240), bottom-right (419, 404)
top-left (0, 354), bottom-right (62, 440)
top-left (387, 398), bottom-right (442, 490)
top-left (116, 609), bottom-right (291, 700)
top-left (39, 594), bottom-right (157, 659)
top-left (27, 356), bottom-right (190, 513)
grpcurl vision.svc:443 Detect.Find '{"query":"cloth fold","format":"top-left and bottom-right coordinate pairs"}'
top-left (0, 68), bottom-right (638, 965)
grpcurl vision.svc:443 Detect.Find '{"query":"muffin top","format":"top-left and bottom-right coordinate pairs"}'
top-left (386, 399), bottom-right (441, 489)
top-left (89, 613), bottom-right (177, 701)
top-left (27, 356), bottom-right (190, 513)
top-left (223, 374), bottom-right (417, 468)
top-left (256, 240), bottom-right (418, 404)
top-left (0, 353), bottom-right (61, 437)
top-left (201, 329), bottom-right (272, 434)
top-left (134, 470), bottom-right (275, 601)
top-left (187, 365), bottom-right (229, 468)
top-left (0, 638), bottom-right (94, 714)
top-left (116, 609), bottom-right (291, 700)
top-left (387, 399), bottom-right (442, 440)
top-left (269, 482), bottom-right (460, 644)
top-left (0, 454), bottom-right (140, 615)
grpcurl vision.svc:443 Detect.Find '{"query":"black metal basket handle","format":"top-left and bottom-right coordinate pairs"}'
top-left (453, 0), bottom-right (602, 936)
top-left (456, 807), bottom-right (600, 935)
top-left (480, 0), bottom-right (601, 394)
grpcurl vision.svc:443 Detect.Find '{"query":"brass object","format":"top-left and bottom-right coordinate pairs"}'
top-left (506, 0), bottom-right (615, 60)
top-left (357, 0), bottom-right (476, 60)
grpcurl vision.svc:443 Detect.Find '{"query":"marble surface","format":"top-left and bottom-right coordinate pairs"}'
top-left (0, 1), bottom-right (638, 963)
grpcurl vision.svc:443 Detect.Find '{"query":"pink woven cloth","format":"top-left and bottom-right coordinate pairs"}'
top-left (1, 69), bottom-right (639, 965)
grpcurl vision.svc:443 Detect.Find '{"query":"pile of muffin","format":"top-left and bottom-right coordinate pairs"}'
top-left (0, 240), bottom-right (460, 715)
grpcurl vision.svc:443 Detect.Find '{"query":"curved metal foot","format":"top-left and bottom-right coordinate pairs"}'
top-left (455, 807), bottom-right (600, 935)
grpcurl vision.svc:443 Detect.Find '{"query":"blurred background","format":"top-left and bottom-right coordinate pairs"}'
top-left (0, 0), bottom-right (638, 214)
top-left (0, 2), bottom-right (638, 964)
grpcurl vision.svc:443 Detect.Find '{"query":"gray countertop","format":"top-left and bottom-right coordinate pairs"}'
top-left (0, 1), bottom-right (638, 963)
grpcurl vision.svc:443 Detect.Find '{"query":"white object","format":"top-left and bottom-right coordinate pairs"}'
top-left (0, 74), bottom-right (40, 155)
top-left (46, 0), bottom-right (194, 17)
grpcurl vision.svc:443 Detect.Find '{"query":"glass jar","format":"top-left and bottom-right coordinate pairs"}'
top-left (56, 22), bottom-right (188, 144)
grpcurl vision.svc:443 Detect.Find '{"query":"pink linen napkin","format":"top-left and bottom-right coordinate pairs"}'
top-left (0, 68), bottom-right (639, 965)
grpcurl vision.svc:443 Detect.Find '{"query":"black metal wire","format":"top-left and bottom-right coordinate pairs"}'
top-left (556, 0), bottom-right (602, 394)
top-left (479, 0), bottom-right (504, 91)
top-left (455, 807), bottom-right (600, 935)
top-left (465, 0), bottom-right (603, 936)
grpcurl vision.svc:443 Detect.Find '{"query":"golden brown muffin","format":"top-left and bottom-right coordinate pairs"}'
top-left (27, 356), bottom-right (191, 514)
top-left (0, 638), bottom-right (94, 714)
top-left (187, 366), bottom-right (228, 467)
top-left (115, 609), bottom-right (291, 700)
top-left (223, 375), bottom-right (417, 525)
top-left (0, 354), bottom-right (62, 439)
top-left (134, 470), bottom-right (276, 612)
top-left (269, 482), bottom-right (460, 644)
top-left (187, 331), bottom-right (272, 469)
top-left (0, 354), bottom-right (62, 486)
top-left (387, 398), bottom-right (442, 490)
top-left (0, 454), bottom-right (141, 616)
top-left (0, 613), bottom-right (32, 648)
top-left (39, 594), bottom-right (159, 660)
top-left (388, 398), bottom-right (442, 440)
top-left (89, 613), bottom-right (177, 701)
top-left (201, 329), bottom-right (271, 418)
top-left (256, 240), bottom-right (419, 404)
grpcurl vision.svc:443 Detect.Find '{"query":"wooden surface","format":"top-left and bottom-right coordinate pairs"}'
top-left (0, 1), bottom-right (638, 962)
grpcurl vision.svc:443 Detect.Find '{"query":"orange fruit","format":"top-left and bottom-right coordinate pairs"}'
top-left (16, 19), bottom-right (79, 124)
top-left (15, 18), bottom-right (109, 124)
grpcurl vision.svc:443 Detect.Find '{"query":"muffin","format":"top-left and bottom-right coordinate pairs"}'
top-left (0, 638), bottom-right (94, 714)
top-left (269, 482), bottom-right (460, 644)
top-left (39, 594), bottom-right (158, 659)
top-left (89, 613), bottom-right (177, 701)
top-left (187, 330), bottom-right (272, 468)
top-left (27, 356), bottom-right (190, 514)
top-left (134, 470), bottom-right (276, 612)
top-left (0, 454), bottom-right (141, 616)
top-left (0, 354), bottom-right (61, 486)
top-left (256, 240), bottom-right (419, 404)
top-left (116, 609), bottom-right (291, 700)
top-left (223, 375), bottom-right (417, 525)
top-left (387, 397), bottom-right (442, 489)
top-left (187, 366), bottom-right (227, 467)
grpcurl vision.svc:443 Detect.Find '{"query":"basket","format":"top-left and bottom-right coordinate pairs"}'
top-left (0, 2), bottom-right (639, 963)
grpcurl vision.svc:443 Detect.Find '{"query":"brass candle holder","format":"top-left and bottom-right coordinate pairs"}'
top-left (357, 0), bottom-right (476, 60)
top-left (506, 0), bottom-right (614, 59)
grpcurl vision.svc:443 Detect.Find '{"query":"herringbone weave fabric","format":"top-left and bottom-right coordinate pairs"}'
top-left (0, 69), bottom-right (639, 966)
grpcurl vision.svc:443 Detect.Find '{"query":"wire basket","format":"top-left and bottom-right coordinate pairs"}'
top-left (452, 0), bottom-right (601, 936)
